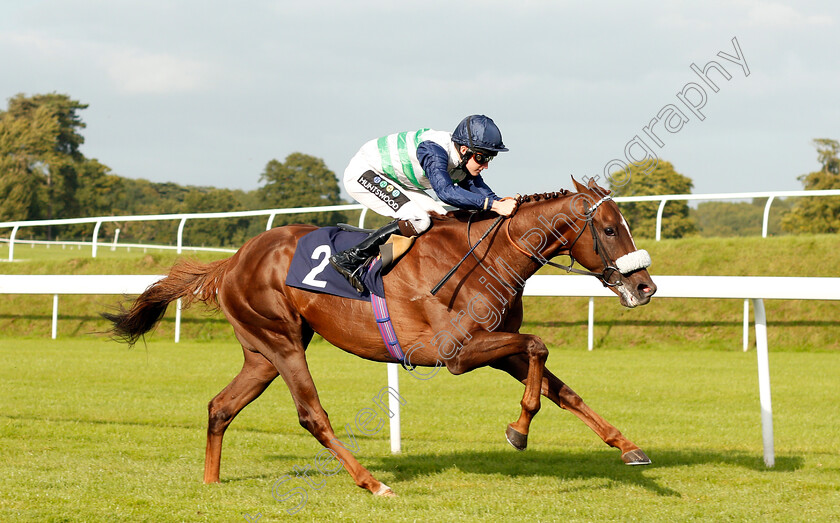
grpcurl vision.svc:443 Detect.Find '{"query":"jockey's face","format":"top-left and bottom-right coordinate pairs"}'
top-left (458, 145), bottom-right (493, 177)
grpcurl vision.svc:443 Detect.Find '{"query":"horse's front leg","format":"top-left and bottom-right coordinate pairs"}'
top-left (444, 332), bottom-right (548, 451)
top-left (491, 354), bottom-right (651, 465)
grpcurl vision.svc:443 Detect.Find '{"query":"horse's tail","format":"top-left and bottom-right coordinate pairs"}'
top-left (102, 258), bottom-right (231, 346)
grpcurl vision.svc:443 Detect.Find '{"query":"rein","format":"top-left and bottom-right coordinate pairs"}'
top-left (505, 195), bottom-right (623, 287)
top-left (429, 192), bottom-right (635, 295)
top-left (430, 214), bottom-right (505, 295)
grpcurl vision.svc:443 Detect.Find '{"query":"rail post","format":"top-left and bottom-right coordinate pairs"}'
top-left (52, 294), bottom-right (59, 339)
top-left (92, 220), bottom-right (103, 258)
top-left (761, 196), bottom-right (775, 238)
top-left (175, 298), bottom-right (182, 343)
top-left (752, 298), bottom-right (774, 467)
top-left (8, 225), bottom-right (20, 261)
top-left (177, 218), bottom-right (188, 254)
top-left (111, 229), bottom-right (120, 251)
top-left (655, 199), bottom-right (668, 241)
top-left (743, 299), bottom-right (750, 352)
top-left (387, 363), bottom-right (401, 453)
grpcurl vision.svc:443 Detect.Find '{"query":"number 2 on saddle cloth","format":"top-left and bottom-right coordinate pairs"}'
top-left (285, 226), bottom-right (414, 369)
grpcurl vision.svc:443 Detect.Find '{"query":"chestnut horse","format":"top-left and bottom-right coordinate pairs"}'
top-left (104, 178), bottom-right (656, 497)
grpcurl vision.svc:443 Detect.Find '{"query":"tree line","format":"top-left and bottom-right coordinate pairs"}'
top-left (1, 93), bottom-right (837, 246)
top-left (0, 93), bottom-right (346, 246)
top-left (611, 139), bottom-right (839, 238)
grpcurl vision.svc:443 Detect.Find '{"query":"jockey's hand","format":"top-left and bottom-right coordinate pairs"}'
top-left (491, 197), bottom-right (517, 217)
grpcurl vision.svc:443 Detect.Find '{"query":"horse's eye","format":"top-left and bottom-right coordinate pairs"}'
top-left (604, 227), bottom-right (616, 236)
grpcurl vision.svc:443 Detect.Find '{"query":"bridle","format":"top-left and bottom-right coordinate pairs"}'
top-left (503, 194), bottom-right (624, 288)
top-left (450, 192), bottom-right (647, 295)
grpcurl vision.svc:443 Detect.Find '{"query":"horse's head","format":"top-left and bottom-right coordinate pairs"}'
top-left (566, 177), bottom-right (656, 307)
top-left (509, 177), bottom-right (656, 308)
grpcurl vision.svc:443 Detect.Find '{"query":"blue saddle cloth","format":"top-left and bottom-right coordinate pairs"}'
top-left (285, 227), bottom-right (385, 301)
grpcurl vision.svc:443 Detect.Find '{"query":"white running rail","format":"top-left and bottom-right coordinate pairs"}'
top-left (0, 204), bottom-right (369, 261)
top-left (3, 189), bottom-right (840, 260)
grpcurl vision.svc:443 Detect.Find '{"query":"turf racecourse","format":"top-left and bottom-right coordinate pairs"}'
top-left (1, 338), bottom-right (838, 521)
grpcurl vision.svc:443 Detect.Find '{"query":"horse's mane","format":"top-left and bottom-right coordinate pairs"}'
top-left (433, 190), bottom-right (572, 223)
top-left (513, 190), bottom-right (570, 205)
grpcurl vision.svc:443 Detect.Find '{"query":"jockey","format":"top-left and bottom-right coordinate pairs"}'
top-left (329, 114), bottom-right (517, 293)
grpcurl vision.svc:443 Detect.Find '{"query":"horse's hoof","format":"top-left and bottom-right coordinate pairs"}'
top-left (622, 449), bottom-right (651, 465)
top-left (374, 482), bottom-right (396, 497)
top-left (505, 425), bottom-right (528, 451)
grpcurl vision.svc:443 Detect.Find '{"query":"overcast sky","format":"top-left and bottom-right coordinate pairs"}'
top-left (1, 1), bottom-right (838, 201)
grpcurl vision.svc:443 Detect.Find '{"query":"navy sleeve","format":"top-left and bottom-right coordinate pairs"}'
top-left (416, 141), bottom-right (495, 211)
top-left (458, 175), bottom-right (500, 203)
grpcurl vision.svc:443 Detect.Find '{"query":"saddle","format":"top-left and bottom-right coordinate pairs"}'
top-left (286, 225), bottom-right (415, 367)
top-left (285, 225), bottom-right (415, 301)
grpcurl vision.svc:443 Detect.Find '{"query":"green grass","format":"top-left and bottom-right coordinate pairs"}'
top-left (1, 236), bottom-right (838, 520)
top-left (1, 338), bottom-right (838, 521)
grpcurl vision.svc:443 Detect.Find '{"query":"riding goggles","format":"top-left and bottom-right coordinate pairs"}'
top-left (470, 150), bottom-right (496, 165)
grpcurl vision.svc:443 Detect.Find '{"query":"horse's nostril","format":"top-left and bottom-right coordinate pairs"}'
top-left (638, 282), bottom-right (656, 296)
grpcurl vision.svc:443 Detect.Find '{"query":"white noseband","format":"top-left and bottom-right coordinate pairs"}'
top-left (615, 249), bottom-right (651, 275)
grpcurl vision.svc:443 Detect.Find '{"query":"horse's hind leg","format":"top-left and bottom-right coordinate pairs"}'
top-left (237, 325), bottom-right (395, 497)
top-left (204, 347), bottom-right (279, 483)
top-left (491, 354), bottom-right (651, 465)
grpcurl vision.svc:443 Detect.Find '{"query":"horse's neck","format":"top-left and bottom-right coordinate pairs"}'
top-left (488, 232), bottom-right (542, 288)
top-left (497, 195), bottom-right (583, 278)
top-left (464, 215), bottom-right (543, 290)
top-left (425, 201), bottom-right (580, 288)
top-left (420, 214), bottom-right (536, 290)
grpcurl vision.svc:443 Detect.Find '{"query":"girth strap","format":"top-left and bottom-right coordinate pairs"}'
top-left (370, 292), bottom-right (415, 371)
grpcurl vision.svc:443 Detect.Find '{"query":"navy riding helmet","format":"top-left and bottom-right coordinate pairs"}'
top-left (452, 115), bottom-right (509, 153)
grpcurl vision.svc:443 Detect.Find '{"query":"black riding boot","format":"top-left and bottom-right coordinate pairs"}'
top-left (329, 221), bottom-right (402, 293)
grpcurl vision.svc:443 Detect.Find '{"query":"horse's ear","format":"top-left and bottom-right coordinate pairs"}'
top-left (570, 176), bottom-right (611, 196)
top-left (589, 177), bottom-right (612, 196)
